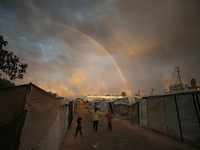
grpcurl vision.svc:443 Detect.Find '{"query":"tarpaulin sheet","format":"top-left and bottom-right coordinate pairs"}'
top-left (112, 102), bottom-right (139, 123)
top-left (0, 85), bottom-right (29, 150)
top-left (147, 97), bottom-right (168, 135)
top-left (130, 102), bottom-right (139, 123)
top-left (0, 111), bottom-right (27, 150)
top-left (113, 98), bottom-right (128, 105)
top-left (164, 93), bottom-right (200, 146)
top-left (19, 85), bottom-right (60, 150)
top-left (100, 101), bottom-right (111, 113)
top-left (139, 99), bottom-right (147, 128)
top-left (0, 85), bottom-right (29, 124)
top-left (36, 110), bottom-right (61, 150)
top-left (164, 96), bottom-right (181, 140)
top-left (60, 104), bottom-right (69, 143)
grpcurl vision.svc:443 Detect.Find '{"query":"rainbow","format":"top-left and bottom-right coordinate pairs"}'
top-left (29, 19), bottom-right (128, 91)
top-left (100, 22), bottom-right (143, 76)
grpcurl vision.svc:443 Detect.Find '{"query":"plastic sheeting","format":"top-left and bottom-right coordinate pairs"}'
top-left (99, 98), bottom-right (128, 113)
top-left (99, 101), bottom-right (111, 113)
top-left (164, 96), bottom-right (181, 141)
top-left (143, 91), bottom-right (200, 147)
top-left (130, 102), bottom-right (139, 123)
top-left (60, 105), bottom-right (69, 142)
top-left (0, 85), bottom-right (29, 150)
top-left (19, 85), bottom-right (61, 150)
top-left (0, 111), bottom-right (27, 150)
top-left (0, 84), bottom-right (70, 150)
top-left (139, 99), bottom-right (147, 128)
top-left (112, 102), bottom-right (139, 123)
top-left (164, 93), bottom-right (200, 146)
top-left (128, 97), bottom-right (137, 105)
top-left (0, 85), bottom-right (29, 124)
top-left (113, 98), bottom-right (129, 105)
top-left (147, 97), bottom-right (168, 135)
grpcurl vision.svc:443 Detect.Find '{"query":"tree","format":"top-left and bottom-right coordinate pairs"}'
top-left (0, 78), bottom-right (15, 88)
top-left (121, 91), bottom-right (126, 97)
top-left (0, 35), bottom-right (28, 87)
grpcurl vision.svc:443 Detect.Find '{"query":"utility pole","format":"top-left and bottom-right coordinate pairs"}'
top-left (138, 90), bottom-right (140, 97)
top-left (151, 89), bottom-right (156, 96)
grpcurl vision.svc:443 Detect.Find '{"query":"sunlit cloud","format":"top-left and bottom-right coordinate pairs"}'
top-left (0, 0), bottom-right (200, 99)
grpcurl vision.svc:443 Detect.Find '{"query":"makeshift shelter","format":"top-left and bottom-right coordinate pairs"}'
top-left (99, 98), bottom-right (139, 123)
top-left (139, 98), bottom-right (147, 128)
top-left (99, 100), bottom-right (112, 113)
top-left (68, 101), bottom-right (74, 127)
top-left (0, 83), bottom-right (71, 150)
top-left (112, 102), bottom-right (139, 123)
top-left (113, 97), bottom-right (129, 105)
top-left (128, 97), bottom-right (137, 105)
top-left (139, 91), bottom-right (200, 147)
top-left (99, 98), bottom-right (129, 113)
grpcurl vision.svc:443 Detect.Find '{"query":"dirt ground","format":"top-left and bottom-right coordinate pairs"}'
top-left (60, 104), bottom-right (200, 150)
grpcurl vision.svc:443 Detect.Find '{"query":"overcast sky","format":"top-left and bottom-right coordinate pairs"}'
top-left (0, 0), bottom-right (200, 99)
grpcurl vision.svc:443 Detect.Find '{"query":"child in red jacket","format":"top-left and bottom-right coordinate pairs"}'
top-left (105, 111), bottom-right (113, 131)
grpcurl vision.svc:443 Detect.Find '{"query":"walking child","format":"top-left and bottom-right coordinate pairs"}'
top-left (88, 107), bottom-right (105, 133)
top-left (105, 111), bottom-right (113, 131)
top-left (75, 117), bottom-right (83, 138)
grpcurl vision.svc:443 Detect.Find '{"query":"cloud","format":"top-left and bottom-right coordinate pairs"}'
top-left (161, 72), bottom-right (176, 90)
top-left (1, 0), bottom-right (200, 99)
top-left (66, 73), bottom-right (109, 96)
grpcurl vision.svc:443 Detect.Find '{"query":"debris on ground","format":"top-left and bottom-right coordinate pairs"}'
top-left (91, 143), bottom-right (100, 148)
top-left (122, 138), bottom-right (128, 142)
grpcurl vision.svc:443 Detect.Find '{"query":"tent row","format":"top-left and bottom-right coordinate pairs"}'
top-left (98, 97), bottom-right (139, 123)
top-left (95, 92), bottom-right (200, 147)
top-left (0, 83), bottom-right (74, 150)
top-left (139, 91), bottom-right (200, 147)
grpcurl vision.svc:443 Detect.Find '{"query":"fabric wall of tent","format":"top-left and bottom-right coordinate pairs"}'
top-left (0, 85), bottom-right (29, 150)
top-left (112, 102), bottom-right (139, 123)
top-left (139, 98), bottom-right (148, 128)
top-left (139, 91), bottom-right (200, 147)
top-left (68, 101), bottom-right (74, 128)
top-left (99, 98), bottom-right (129, 113)
top-left (60, 99), bottom-right (70, 146)
top-left (128, 97), bottom-right (137, 105)
top-left (99, 101), bottom-right (112, 113)
top-left (0, 83), bottom-right (72, 150)
top-left (113, 97), bottom-right (129, 105)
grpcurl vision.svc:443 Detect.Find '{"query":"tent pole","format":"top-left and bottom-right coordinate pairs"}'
top-left (195, 93), bottom-right (200, 113)
top-left (174, 95), bottom-right (183, 142)
top-left (192, 94), bottom-right (200, 127)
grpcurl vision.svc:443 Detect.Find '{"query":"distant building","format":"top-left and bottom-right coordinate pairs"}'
top-left (85, 95), bottom-right (124, 102)
top-left (164, 67), bottom-right (200, 94)
top-left (164, 84), bottom-right (199, 94)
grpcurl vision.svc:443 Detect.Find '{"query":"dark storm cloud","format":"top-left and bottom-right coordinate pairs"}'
top-left (0, 0), bottom-right (200, 98)
top-left (100, 0), bottom-right (200, 57)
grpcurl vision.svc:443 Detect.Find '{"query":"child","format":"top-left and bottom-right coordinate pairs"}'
top-left (75, 117), bottom-right (83, 138)
top-left (88, 107), bottom-right (105, 133)
top-left (105, 111), bottom-right (113, 131)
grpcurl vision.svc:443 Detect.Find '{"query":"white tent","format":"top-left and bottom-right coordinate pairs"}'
top-left (99, 98), bottom-right (129, 113)
top-left (113, 97), bottom-right (129, 105)
top-left (0, 83), bottom-right (71, 150)
top-left (99, 100), bottom-right (112, 112)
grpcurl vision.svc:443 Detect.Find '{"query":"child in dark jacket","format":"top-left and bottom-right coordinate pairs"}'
top-left (75, 117), bottom-right (83, 138)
